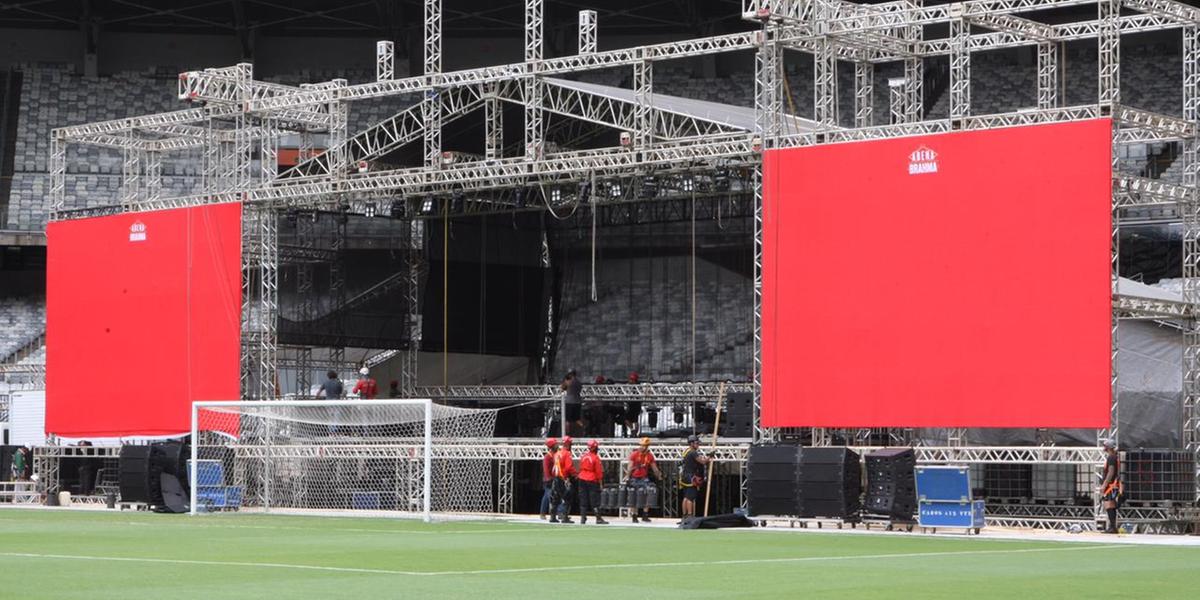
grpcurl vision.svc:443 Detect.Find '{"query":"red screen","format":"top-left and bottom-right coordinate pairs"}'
top-left (762, 119), bottom-right (1112, 428)
top-left (46, 203), bottom-right (242, 437)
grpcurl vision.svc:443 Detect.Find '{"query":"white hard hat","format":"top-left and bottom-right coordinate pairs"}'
top-left (359, 367), bottom-right (369, 376)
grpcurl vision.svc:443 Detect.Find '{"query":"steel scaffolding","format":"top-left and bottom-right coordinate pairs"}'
top-left (45, 0), bottom-right (1200, 522)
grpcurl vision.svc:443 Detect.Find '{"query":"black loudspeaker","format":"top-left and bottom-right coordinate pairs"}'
top-left (0, 446), bottom-right (17, 481)
top-left (119, 445), bottom-right (154, 503)
top-left (864, 448), bottom-right (916, 519)
top-left (797, 447), bottom-right (861, 519)
top-left (747, 444), bottom-right (801, 517)
top-left (722, 393), bottom-right (753, 438)
top-left (119, 443), bottom-right (191, 511)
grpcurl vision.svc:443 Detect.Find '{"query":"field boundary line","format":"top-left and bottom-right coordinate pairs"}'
top-left (0, 544), bottom-right (1127, 577)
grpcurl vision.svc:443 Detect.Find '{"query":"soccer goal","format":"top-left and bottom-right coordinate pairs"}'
top-left (190, 399), bottom-right (497, 521)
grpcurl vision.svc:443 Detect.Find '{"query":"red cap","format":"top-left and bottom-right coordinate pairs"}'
top-left (587, 439), bottom-right (599, 449)
top-left (562, 436), bottom-right (573, 446)
top-left (545, 437), bottom-right (557, 448)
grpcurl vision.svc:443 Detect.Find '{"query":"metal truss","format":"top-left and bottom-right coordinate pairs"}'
top-left (578, 10), bottom-right (597, 54)
top-left (376, 41), bottom-right (394, 82)
top-left (413, 382), bottom-right (753, 402)
top-left (485, 83), bottom-right (503, 160)
top-left (282, 86), bottom-right (484, 179)
top-left (949, 13), bottom-right (971, 119)
top-left (540, 82), bottom-right (751, 143)
top-left (1185, 23), bottom-right (1200, 501)
top-left (854, 62), bottom-right (874, 127)
top-left (403, 220), bottom-right (424, 396)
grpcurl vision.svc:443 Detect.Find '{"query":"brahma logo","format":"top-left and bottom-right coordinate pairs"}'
top-left (129, 221), bottom-right (147, 242)
top-left (908, 146), bottom-right (938, 175)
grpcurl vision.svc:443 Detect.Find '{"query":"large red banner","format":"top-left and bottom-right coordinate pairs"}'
top-left (46, 203), bottom-right (242, 437)
top-left (762, 119), bottom-right (1113, 428)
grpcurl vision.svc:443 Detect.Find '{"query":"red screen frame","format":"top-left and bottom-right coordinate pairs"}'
top-left (761, 119), bottom-right (1113, 428)
top-left (46, 203), bottom-right (243, 437)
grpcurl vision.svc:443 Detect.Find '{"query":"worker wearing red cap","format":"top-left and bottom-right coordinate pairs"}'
top-left (551, 436), bottom-right (576, 523)
top-left (540, 437), bottom-right (558, 521)
top-left (577, 440), bottom-right (608, 525)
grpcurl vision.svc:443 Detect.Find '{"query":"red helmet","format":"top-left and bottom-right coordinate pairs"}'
top-left (545, 437), bottom-right (557, 448)
top-left (562, 436), bottom-right (573, 446)
top-left (587, 439), bottom-right (599, 450)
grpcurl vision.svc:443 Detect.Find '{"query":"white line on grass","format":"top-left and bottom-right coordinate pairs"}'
top-left (0, 544), bottom-right (1127, 577)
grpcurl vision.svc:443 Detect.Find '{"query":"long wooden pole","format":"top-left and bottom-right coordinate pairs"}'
top-left (703, 381), bottom-right (726, 517)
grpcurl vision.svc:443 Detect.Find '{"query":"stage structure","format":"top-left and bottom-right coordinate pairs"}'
top-left (42, 0), bottom-right (1200, 529)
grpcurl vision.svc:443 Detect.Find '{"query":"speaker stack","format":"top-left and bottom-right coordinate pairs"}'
top-left (722, 393), bottom-right (753, 439)
top-left (864, 448), bottom-right (916, 519)
top-left (746, 444), bottom-right (801, 516)
top-left (797, 447), bottom-right (861, 519)
top-left (118, 442), bottom-right (190, 513)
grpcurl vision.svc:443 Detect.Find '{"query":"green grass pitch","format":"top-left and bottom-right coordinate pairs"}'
top-left (0, 508), bottom-right (1196, 599)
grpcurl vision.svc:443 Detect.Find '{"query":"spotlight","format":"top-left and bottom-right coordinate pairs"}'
top-left (682, 177), bottom-right (695, 192)
top-left (420, 197), bottom-right (435, 215)
top-left (609, 182), bottom-right (622, 198)
top-left (549, 187), bottom-right (563, 204)
top-left (363, 202), bottom-right (377, 218)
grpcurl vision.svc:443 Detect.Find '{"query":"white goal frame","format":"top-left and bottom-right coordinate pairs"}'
top-left (189, 399), bottom-right (434, 521)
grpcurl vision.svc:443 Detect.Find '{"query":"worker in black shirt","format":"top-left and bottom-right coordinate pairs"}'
top-left (678, 434), bottom-right (711, 522)
top-left (1098, 439), bottom-right (1122, 534)
top-left (560, 370), bottom-right (584, 436)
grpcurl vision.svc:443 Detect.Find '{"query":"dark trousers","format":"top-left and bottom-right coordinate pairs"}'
top-left (578, 480), bottom-right (602, 518)
top-left (540, 481), bottom-right (552, 515)
top-left (552, 478), bottom-right (574, 518)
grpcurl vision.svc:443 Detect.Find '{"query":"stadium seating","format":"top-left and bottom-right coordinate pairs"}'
top-left (0, 297), bottom-right (45, 362)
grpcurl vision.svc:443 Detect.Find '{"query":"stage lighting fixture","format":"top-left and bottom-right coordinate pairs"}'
top-left (609, 182), bottom-right (622, 198)
top-left (549, 187), bottom-right (562, 204)
top-left (363, 202), bottom-right (377, 218)
top-left (421, 197), bottom-right (435, 215)
top-left (682, 176), bottom-right (695, 192)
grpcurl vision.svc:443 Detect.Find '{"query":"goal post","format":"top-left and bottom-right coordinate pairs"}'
top-left (189, 399), bottom-right (495, 521)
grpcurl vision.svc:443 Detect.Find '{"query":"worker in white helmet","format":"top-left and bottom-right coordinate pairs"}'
top-left (353, 366), bottom-right (378, 399)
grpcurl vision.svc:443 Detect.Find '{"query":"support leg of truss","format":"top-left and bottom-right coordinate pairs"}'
top-left (854, 62), bottom-right (873, 129)
top-left (1183, 25), bottom-right (1200, 502)
top-left (950, 17), bottom-right (970, 120)
top-left (1037, 42), bottom-right (1059, 110)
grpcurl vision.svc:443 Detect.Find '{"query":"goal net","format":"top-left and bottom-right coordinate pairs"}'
top-left (190, 399), bottom-right (497, 520)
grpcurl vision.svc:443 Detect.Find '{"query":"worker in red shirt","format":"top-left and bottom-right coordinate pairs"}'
top-left (623, 436), bottom-right (663, 523)
top-left (551, 436), bottom-right (576, 523)
top-left (577, 440), bottom-right (608, 524)
top-left (352, 367), bottom-right (378, 399)
top-left (540, 437), bottom-right (557, 521)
